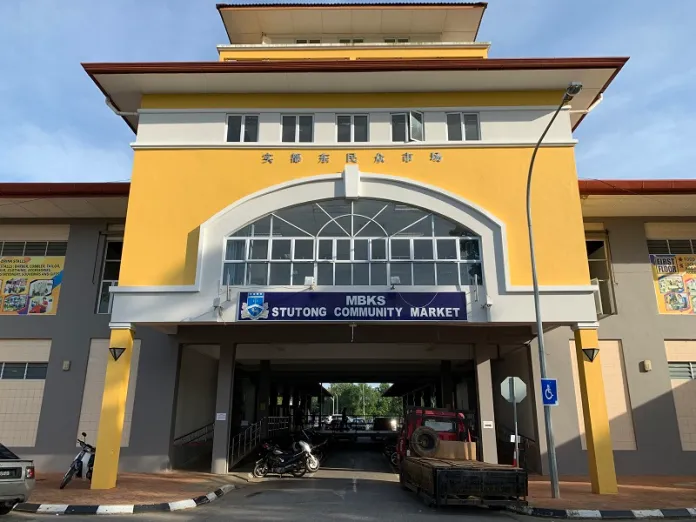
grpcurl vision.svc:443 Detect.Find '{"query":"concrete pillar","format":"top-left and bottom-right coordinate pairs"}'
top-left (91, 324), bottom-right (136, 489)
top-left (282, 387), bottom-right (290, 418)
top-left (269, 384), bottom-right (278, 416)
top-left (441, 360), bottom-right (454, 408)
top-left (257, 360), bottom-right (271, 432)
top-left (211, 341), bottom-right (237, 474)
top-left (475, 344), bottom-right (498, 464)
top-left (573, 325), bottom-right (618, 494)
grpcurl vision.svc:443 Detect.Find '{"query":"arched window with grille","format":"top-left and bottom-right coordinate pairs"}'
top-left (223, 198), bottom-right (482, 287)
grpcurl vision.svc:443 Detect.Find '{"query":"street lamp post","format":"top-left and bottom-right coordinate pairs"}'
top-left (526, 82), bottom-right (583, 499)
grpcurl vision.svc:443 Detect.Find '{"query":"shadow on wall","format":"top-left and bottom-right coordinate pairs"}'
top-left (547, 371), bottom-right (695, 476)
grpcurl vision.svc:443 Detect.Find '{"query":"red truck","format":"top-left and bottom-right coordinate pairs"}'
top-left (397, 406), bottom-right (528, 508)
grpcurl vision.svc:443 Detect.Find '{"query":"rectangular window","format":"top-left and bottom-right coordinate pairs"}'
top-left (336, 114), bottom-right (369, 143)
top-left (282, 115), bottom-right (314, 143)
top-left (96, 239), bottom-right (123, 314)
top-left (226, 115), bottom-right (259, 143)
top-left (586, 236), bottom-right (617, 317)
top-left (647, 239), bottom-right (696, 255)
top-left (339, 38), bottom-right (364, 44)
top-left (0, 362), bottom-right (48, 380)
top-left (391, 111), bottom-right (424, 142)
top-left (384, 38), bottom-right (409, 43)
top-left (446, 112), bottom-right (481, 141)
top-left (0, 241), bottom-right (67, 256)
top-left (296, 39), bottom-right (321, 44)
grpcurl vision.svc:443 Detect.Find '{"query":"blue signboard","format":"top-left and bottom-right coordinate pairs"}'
top-left (238, 292), bottom-right (467, 322)
top-left (541, 378), bottom-right (558, 407)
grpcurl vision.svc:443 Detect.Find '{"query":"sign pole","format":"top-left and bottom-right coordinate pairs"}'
top-left (510, 378), bottom-right (519, 467)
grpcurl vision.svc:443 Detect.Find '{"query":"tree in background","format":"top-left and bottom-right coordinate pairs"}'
top-left (320, 383), bottom-right (403, 418)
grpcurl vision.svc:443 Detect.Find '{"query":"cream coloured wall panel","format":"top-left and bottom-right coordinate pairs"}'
top-left (0, 340), bottom-right (51, 447)
top-left (570, 340), bottom-right (637, 451)
top-left (666, 341), bottom-right (696, 451)
top-left (0, 340), bottom-right (51, 362)
top-left (0, 225), bottom-right (70, 241)
top-left (136, 113), bottom-right (226, 144)
top-left (645, 223), bottom-right (696, 240)
top-left (76, 339), bottom-right (141, 447)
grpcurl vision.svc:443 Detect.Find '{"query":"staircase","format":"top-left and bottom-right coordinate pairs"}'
top-left (229, 416), bottom-right (290, 469)
top-left (496, 424), bottom-right (540, 473)
top-left (172, 422), bottom-right (215, 470)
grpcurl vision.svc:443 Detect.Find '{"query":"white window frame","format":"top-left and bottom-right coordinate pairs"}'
top-left (338, 38), bottom-right (364, 44)
top-left (225, 114), bottom-right (259, 143)
top-left (295, 39), bottom-right (321, 44)
top-left (96, 238), bottom-right (123, 315)
top-left (384, 37), bottom-right (409, 43)
top-left (391, 111), bottom-right (424, 143)
top-left (336, 114), bottom-right (370, 143)
top-left (446, 112), bottom-right (481, 142)
top-left (281, 114), bottom-right (315, 143)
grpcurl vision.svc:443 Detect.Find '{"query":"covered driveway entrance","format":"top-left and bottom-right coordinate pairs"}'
top-left (171, 322), bottom-right (537, 475)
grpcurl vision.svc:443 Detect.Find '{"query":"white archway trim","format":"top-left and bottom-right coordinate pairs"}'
top-left (112, 166), bottom-right (594, 295)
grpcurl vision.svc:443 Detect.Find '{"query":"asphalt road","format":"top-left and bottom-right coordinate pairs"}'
top-left (6, 446), bottom-right (658, 521)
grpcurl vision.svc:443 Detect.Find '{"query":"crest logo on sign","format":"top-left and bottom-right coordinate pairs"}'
top-left (241, 292), bottom-right (269, 320)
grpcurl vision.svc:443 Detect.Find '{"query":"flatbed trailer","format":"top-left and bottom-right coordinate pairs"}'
top-left (399, 457), bottom-right (528, 508)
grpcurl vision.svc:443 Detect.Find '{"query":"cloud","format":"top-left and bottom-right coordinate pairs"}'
top-left (0, 124), bottom-right (132, 182)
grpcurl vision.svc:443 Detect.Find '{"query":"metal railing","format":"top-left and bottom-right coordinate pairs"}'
top-left (229, 416), bottom-right (291, 468)
top-left (173, 422), bottom-right (215, 446)
top-left (496, 424), bottom-right (540, 473)
top-left (267, 416), bottom-right (290, 437)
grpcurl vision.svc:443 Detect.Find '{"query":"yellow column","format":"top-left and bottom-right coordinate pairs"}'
top-left (91, 325), bottom-right (135, 490)
top-left (572, 324), bottom-right (618, 495)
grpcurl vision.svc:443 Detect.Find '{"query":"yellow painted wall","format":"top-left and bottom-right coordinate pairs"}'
top-left (218, 46), bottom-right (488, 61)
top-left (119, 146), bottom-right (590, 288)
top-left (140, 91), bottom-right (563, 110)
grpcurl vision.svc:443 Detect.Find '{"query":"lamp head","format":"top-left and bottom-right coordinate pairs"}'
top-left (582, 347), bottom-right (600, 363)
top-left (565, 82), bottom-right (583, 100)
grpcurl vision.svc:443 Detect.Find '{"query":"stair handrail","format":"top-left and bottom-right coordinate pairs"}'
top-left (173, 422), bottom-right (215, 446)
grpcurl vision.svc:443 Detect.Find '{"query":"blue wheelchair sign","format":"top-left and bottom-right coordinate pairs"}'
top-left (541, 378), bottom-right (558, 406)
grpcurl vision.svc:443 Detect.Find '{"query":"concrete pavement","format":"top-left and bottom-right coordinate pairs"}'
top-left (8, 447), bottom-right (521, 521)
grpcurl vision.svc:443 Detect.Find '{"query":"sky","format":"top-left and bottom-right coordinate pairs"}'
top-left (0, 0), bottom-right (694, 183)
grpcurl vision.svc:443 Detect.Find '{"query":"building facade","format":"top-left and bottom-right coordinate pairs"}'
top-left (1, 0), bottom-right (694, 492)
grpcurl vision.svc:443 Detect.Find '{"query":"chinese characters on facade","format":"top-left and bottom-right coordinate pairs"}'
top-left (262, 152), bottom-right (444, 164)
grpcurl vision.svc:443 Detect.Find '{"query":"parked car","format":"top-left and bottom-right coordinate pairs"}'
top-left (350, 418), bottom-right (368, 431)
top-left (0, 443), bottom-right (35, 515)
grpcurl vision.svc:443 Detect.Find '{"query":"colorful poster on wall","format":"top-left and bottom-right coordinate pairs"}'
top-left (650, 254), bottom-right (696, 314)
top-left (0, 256), bottom-right (65, 315)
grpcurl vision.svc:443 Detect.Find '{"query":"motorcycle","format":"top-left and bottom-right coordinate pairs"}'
top-left (253, 440), bottom-right (313, 478)
top-left (383, 443), bottom-right (398, 467)
top-left (60, 432), bottom-right (95, 489)
top-left (292, 429), bottom-right (327, 471)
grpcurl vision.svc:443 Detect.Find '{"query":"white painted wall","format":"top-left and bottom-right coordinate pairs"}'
top-left (173, 347), bottom-right (218, 438)
top-left (134, 107), bottom-right (574, 147)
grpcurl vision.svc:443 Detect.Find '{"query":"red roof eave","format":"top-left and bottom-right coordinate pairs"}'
top-left (2, 180), bottom-right (696, 200)
top-left (0, 182), bottom-right (130, 199)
